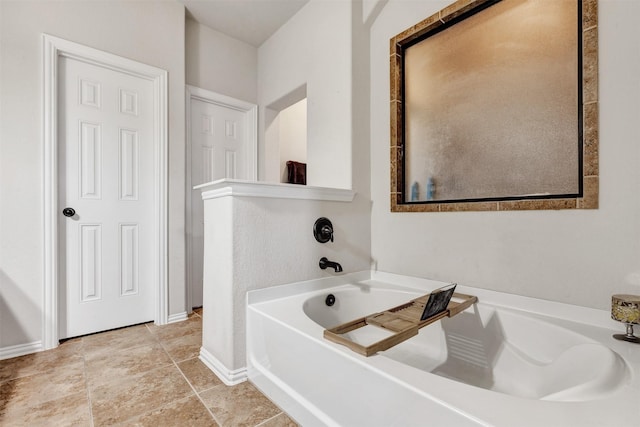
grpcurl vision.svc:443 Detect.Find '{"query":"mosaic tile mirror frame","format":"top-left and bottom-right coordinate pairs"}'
top-left (390, 0), bottom-right (598, 212)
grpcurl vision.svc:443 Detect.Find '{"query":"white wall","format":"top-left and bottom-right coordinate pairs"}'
top-left (258, 0), bottom-right (352, 189)
top-left (199, 0), bottom-right (374, 379)
top-left (370, 0), bottom-right (640, 310)
top-left (201, 187), bottom-right (372, 376)
top-left (0, 0), bottom-right (186, 350)
top-left (278, 98), bottom-right (307, 182)
top-left (186, 18), bottom-right (257, 103)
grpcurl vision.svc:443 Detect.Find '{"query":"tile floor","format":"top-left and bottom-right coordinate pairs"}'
top-left (0, 309), bottom-right (297, 426)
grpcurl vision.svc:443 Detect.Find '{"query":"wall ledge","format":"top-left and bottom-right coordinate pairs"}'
top-left (196, 179), bottom-right (356, 202)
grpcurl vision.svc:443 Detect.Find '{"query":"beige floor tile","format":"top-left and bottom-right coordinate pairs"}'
top-left (90, 364), bottom-right (193, 425)
top-left (177, 357), bottom-right (223, 392)
top-left (193, 307), bottom-right (203, 316)
top-left (83, 324), bottom-right (158, 358)
top-left (1, 321), bottom-right (297, 426)
top-left (120, 395), bottom-right (218, 427)
top-left (200, 381), bottom-right (281, 427)
top-left (259, 412), bottom-right (299, 427)
top-left (147, 314), bottom-right (202, 342)
top-left (0, 339), bottom-right (83, 383)
top-left (0, 391), bottom-right (91, 427)
top-left (161, 331), bottom-right (202, 362)
top-left (86, 342), bottom-right (173, 388)
top-left (0, 359), bottom-right (85, 416)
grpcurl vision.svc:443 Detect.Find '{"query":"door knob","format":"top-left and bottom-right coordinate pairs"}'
top-left (62, 207), bottom-right (76, 217)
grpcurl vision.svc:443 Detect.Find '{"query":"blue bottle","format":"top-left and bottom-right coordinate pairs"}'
top-left (411, 182), bottom-right (419, 201)
top-left (426, 177), bottom-right (435, 201)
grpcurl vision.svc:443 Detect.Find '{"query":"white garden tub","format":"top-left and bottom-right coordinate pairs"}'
top-left (247, 272), bottom-right (640, 426)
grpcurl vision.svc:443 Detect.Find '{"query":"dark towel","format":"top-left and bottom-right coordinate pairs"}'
top-left (286, 161), bottom-right (306, 185)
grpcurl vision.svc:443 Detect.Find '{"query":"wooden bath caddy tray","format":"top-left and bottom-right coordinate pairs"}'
top-left (323, 285), bottom-right (477, 356)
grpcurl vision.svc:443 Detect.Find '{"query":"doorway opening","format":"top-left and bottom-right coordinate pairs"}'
top-left (264, 85), bottom-right (308, 184)
top-left (185, 85), bottom-right (258, 310)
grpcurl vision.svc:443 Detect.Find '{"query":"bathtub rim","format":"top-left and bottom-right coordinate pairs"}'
top-left (248, 270), bottom-right (624, 332)
top-left (247, 270), bottom-right (640, 426)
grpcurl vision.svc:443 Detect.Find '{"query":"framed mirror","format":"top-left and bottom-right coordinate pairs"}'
top-left (390, 0), bottom-right (598, 212)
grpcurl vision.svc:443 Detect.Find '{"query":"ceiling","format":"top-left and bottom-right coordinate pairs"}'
top-left (179, 0), bottom-right (311, 47)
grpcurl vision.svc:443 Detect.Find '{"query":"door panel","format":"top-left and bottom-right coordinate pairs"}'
top-left (58, 56), bottom-right (155, 338)
top-left (79, 224), bottom-right (101, 301)
top-left (191, 100), bottom-right (246, 183)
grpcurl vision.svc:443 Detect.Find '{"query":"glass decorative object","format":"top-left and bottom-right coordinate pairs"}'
top-left (611, 294), bottom-right (640, 344)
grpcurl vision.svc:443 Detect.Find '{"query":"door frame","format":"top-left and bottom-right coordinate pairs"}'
top-left (42, 34), bottom-right (169, 349)
top-left (185, 85), bottom-right (257, 311)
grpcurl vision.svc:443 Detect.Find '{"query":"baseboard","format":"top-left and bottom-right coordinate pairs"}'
top-left (0, 341), bottom-right (43, 360)
top-left (167, 311), bottom-right (188, 323)
top-left (199, 347), bottom-right (247, 386)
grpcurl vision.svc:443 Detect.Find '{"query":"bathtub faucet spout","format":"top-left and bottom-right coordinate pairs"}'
top-left (319, 257), bottom-right (343, 273)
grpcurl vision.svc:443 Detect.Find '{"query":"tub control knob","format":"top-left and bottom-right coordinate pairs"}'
top-left (314, 217), bottom-right (334, 243)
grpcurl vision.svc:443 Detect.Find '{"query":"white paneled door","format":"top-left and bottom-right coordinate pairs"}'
top-left (190, 98), bottom-right (247, 183)
top-left (58, 56), bottom-right (155, 338)
top-left (189, 94), bottom-right (253, 308)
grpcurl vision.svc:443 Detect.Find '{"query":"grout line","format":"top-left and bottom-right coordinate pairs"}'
top-left (154, 323), bottom-right (222, 425)
top-left (0, 364), bottom-right (44, 385)
top-left (115, 394), bottom-right (196, 426)
top-left (4, 322), bottom-right (218, 426)
top-left (84, 325), bottom-right (161, 362)
top-left (156, 335), bottom-right (179, 366)
top-left (84, 329), bottom-right (182, 420)
top-left (173, 357), bottom-right (223, 426)
top-left (193, 381), bottom-right (223, 395)
top-left (155, 333), bottom-right (187, 364)
top-left (0, 341), bottom-right (93, 425)
top-left (89, 356), bottom-right (195, 424)
top-left (80, 339), bottom-right (96, 427)
top-left (84, 340), bottom-right (160, 362)
top-left (254, 411), bottom-right (285, 427)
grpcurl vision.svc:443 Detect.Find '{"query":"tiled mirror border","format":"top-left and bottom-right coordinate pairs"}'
top-left (390, 0), bottom-right (599, 212)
